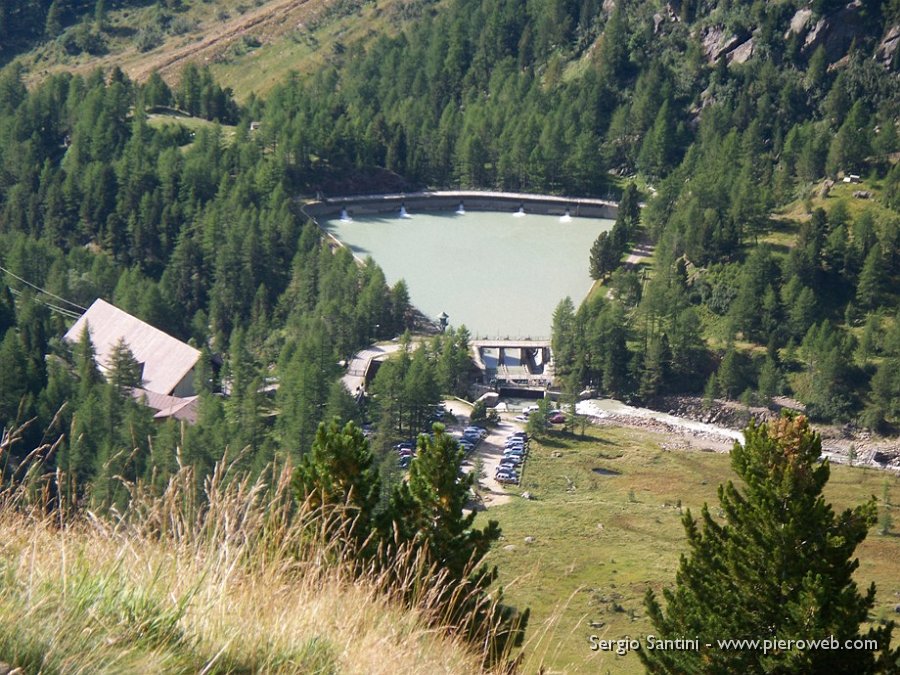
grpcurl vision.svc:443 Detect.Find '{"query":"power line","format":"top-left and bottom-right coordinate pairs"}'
top-left (7, 287), bottom-right (82, 319)
top-left (0, 265), bottom-right (88, 312)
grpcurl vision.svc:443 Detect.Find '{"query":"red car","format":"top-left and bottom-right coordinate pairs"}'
top-left (549, 412), bottom-right (566, 424)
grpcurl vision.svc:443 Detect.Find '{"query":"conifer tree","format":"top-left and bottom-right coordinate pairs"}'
top-left (108, 337), bottom-right (143, 394)
top-left (293, 419), bottom-right (380, 549)
top-left (642, 416), bottom-right (899, 674)
top-left (589, 230), bottom-right (617, 279)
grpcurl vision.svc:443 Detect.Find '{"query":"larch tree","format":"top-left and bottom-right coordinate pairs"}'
top-left (642, 415), bottom-right (899, 674)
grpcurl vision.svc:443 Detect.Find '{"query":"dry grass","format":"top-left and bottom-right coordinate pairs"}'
top-left (0, 440), bottom-right (498, 675)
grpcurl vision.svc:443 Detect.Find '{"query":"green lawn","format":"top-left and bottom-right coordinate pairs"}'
top-left (479, 425), bottom-right (900, 673)
top-left (146, 113), bottom-right (238, 147)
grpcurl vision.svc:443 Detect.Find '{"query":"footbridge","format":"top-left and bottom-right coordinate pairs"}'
top-left (470, 339), bottom-right (553, 392)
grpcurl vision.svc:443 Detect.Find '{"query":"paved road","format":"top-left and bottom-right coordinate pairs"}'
top-left (341, 342), bottom-right (407, 394)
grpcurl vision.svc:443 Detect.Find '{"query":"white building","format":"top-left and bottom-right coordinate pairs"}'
top-left (64, 299), bottom-right (202, 418)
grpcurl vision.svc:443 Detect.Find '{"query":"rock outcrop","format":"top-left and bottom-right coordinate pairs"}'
top-left (800, 1), bottom-right (868, 62)
top-left (876, 24), bottom-right (900, 67)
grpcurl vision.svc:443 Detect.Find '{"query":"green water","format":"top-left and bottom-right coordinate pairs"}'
top-left (323, 210), bottom-right (615, 338)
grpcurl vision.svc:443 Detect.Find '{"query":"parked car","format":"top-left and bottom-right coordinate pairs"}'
top-left (399, 456), bottom-right (412, 469)
top-left (549, 413), bottom-right (566, 424)
top-left (502, 451), bottom-right (524, 462)
top-left (513, 415), bottom-right (529, 422)
top-left (458, 440), bottom-right (475, 452)
top-left (495, 471), bottom-right (518, 484)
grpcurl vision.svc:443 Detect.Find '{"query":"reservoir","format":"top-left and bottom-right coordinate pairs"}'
top-left (322, 210), bottom-right (615, 338)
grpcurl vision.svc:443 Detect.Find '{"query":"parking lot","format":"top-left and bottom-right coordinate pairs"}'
top-left (442, 399), bottom-right (526, 508)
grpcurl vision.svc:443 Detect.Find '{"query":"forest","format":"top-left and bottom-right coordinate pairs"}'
top-left (0, 0), bottom-right (897, 496)
top-left (0, 0), bottom-right (898, 669)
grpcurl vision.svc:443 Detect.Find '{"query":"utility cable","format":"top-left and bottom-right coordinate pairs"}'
top-left (0, 264), bottom-right (88, 312)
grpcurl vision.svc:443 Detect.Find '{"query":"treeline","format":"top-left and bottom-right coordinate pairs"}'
top-left (255, 0), bottom-right (641, 194)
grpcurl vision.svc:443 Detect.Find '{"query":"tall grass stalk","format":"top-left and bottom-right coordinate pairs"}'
top-left (0, 428), bottom-right (512, 674)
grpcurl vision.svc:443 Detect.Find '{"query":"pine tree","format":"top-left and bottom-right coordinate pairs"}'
top-left (293, 419), bottom-right (380, 548)
top-left (551, 297), bottom-right (577, 378)
top-left (717, 347), bottom-right (742, 400)
top-left (642, 416), bottom-right (899, 674)
top-left (0, 331), bottom-right (27, 425)
top-left (384, 425), bottom-right (528, 661)
top-left (45, 0), bottom-right (63, 37)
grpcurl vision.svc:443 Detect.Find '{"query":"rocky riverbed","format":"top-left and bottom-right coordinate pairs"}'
top-left (577, 395), bottom-right (900, 472)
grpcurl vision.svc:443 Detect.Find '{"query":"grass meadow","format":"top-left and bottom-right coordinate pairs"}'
top-left (480, 425), bottom-right (900, 674)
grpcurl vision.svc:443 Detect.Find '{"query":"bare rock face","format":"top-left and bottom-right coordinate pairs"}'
top-left (802, 1), bottom-right (866, 62)
top-left (653, 12), bottom-right (665, 34)
top-left (785, 7), bottom-right (814, 38)
top-left (701, 25), bottom-right (740, 63)
top-left (728, 38), bottom-right (754, 65)
top-left (876, 24), bottom-right (900, 67)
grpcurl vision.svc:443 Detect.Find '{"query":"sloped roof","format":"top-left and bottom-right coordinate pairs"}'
top-left (65, 299), bottom-right (200, 395)
top-left (131, 388), bottom-right (200, 425)
top-left (153, 397), bottom-right (199, 424)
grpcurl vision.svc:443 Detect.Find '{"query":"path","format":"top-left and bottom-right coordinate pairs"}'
top-left (624, 235), bottom-right (654, 268)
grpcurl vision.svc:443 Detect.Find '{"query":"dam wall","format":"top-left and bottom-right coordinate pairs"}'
top-left (302, 190), bottom-right (619, 220)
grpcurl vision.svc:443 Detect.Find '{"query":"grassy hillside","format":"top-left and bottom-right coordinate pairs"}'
top-left (479, 425), bottom-right (900, 673)
top-left (0, 463), bottom-right (490, 675)
top-left (11, 0), bottom-right (435, 101)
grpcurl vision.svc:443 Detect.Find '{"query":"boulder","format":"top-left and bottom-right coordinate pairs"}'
top-left (873, 450), bottom-right (897, 464)
top-left (524, 536), bottom-right (536, 544)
